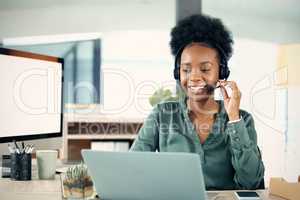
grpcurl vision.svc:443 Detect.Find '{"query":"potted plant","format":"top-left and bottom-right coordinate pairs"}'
top-left (62, 163), bottom-right (94, 199)
top-left (149, 87), bottom-right (179, 107)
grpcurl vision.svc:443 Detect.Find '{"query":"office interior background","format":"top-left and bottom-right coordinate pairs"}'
top-left (0, 0), bottom-right (299, 186)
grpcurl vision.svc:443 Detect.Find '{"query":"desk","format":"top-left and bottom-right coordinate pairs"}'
top-left (0, 160), bottom-right (285, 200)
top-left (0, 176), bottom-right (285, 200)
top-left (0, 175), bottom-right (62, 200)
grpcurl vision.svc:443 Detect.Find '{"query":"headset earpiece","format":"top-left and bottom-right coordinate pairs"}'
top-left (219, 62), bottom-right (230, 80)
top-left (173, 67), bottom-right (180, 80)
top-left (215, 44), bottom-right (230, 80)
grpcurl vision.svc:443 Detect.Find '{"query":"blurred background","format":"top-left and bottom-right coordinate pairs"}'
top-left (0, 0), bottom-right (299, 185)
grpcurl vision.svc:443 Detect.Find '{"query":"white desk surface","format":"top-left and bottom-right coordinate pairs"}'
top-left (0, 175), bottom-right (285, 200)
top-left (0, 159), bottom-right (285, 200)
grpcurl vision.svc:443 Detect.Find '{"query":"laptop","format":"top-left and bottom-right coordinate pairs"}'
top-left (81, 150), bottom-right (207, 200)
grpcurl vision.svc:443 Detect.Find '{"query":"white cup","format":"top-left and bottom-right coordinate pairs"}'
top-left (36, 150), bottom-right (57, 180)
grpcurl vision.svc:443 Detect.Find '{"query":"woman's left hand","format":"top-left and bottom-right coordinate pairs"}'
top-left (219, 80), bottom-right (241, 121)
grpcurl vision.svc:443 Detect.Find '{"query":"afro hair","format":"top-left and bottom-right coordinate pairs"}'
top-left (170, 14), bottom-right (234, 62)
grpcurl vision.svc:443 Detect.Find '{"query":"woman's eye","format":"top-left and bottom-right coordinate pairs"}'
top-left (182, 68), bottom-right (191, 73)
top-left (201, 63), bottom-right (213, 72)
top-left (201, 68), bottom-right (210, 72)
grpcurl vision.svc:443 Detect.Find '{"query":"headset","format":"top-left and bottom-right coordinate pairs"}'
top-left (173, 42), bottom-right (230, 81)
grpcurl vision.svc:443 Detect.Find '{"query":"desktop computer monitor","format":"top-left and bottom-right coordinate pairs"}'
top-left (0, 47), bottom-right (63, 143)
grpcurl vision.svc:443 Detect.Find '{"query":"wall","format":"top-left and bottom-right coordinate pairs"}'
top-left (203, 0), bottom-right (300, 44)
top-left (278, 44), bottom-right (300, 181)
top-left (0, 0), bottom-right (175, 38)
top-left (0, 1), bottom-right (175, 155)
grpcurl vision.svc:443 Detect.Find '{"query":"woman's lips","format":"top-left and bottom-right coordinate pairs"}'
top-left (188, 85), bottom-right (206, 94)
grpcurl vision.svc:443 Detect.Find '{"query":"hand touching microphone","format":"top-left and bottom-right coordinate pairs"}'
top-left (218, 80), bottom-right (241, 121)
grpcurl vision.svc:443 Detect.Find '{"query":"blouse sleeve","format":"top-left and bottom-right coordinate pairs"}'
top-left (226, 111), bottom-right (265, 189)
top-left (130, 106), bottom-right (160, 152)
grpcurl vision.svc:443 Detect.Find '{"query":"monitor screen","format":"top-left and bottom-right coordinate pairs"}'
top-left (0, 48), bottom-right (63, 143)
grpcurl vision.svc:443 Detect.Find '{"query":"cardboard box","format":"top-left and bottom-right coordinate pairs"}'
top-left (269, 177), bottom-right (300, 200)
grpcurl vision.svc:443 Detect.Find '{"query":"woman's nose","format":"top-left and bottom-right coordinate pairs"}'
top-left (188, 70), bottom-right (204, 81)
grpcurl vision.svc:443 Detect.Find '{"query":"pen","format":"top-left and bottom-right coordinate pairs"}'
top-left (30, 145), bottom-right (35, 153)
top-left (22, 141), bottom-right (25, 152)
top-left (26, 145), bottom-right (31, 154)
top-left (25, 144), bottom-right (34, 154)
top-left (14, 140), bottom-right (20, 153)
top-left (24, 145), bottom-right (28, 153)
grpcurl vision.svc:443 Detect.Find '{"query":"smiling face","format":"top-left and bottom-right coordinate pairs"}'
top-left (180, 43), bottom-right (220, 102)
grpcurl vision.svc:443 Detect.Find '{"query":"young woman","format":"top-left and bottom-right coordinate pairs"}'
top-left (130, 14), bottom-right (265, 190)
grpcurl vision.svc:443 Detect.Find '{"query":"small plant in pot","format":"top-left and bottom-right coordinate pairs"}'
top-left (63, 163), bottom-right (94, 199)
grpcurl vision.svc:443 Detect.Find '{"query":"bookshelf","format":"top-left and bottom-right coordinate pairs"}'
top-left (63, 113), bottom-right (143, 161)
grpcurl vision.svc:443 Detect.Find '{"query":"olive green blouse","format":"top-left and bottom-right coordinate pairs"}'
top-left (130, 98), bottom-right (265, 190)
